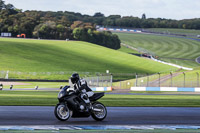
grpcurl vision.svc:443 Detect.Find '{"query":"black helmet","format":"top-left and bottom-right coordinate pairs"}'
top-left (70, 73), bottom-right (80, 84)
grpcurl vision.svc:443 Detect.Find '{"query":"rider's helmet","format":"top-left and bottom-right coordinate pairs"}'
top-left (70, 73), bottom-right (80, 84)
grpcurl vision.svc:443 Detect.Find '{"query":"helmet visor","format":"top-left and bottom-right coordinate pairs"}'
top-left (71, 77), bottom-right (76, 84)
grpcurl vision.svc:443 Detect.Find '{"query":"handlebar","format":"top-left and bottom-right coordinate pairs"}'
top-left (74, 88), bottom-right (80, 94)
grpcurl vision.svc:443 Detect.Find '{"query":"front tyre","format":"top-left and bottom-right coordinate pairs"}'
top-left (91, 102), bottom-right (107, 121)
top-left (54, 103), bottom-right (70, 121)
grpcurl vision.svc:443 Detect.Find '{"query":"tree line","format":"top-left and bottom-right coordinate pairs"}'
top-left (1, 0), bottom-right (200, 49)
top-left (72, 21), bottom-right (120, 49)
top-left (0, 1), bottom-right (120, 49)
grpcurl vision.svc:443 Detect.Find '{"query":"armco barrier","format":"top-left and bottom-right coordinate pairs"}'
top-left (98, 27), bottom-right (142, 33)
top-left (131, 87), bottom-right (200, 92)
top-left (91, 87), bottom-right (112, 91)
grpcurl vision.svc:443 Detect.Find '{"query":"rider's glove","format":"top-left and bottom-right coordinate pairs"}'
top-left (75, 89), bottom-right (80, 94)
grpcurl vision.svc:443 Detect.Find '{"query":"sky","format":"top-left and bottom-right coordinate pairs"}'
top-left (4, 0), bottom-right (200, 20)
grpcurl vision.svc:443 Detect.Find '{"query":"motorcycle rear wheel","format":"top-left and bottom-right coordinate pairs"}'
top-left (54, 103), bottom-right (70, 121)
top-left (91, 102), bottom-right (107, 121)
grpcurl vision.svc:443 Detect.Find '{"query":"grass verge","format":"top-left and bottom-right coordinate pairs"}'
top-left (1, 91), bottom-right (200, 107)
top-left (0, 82), bottom-right (66, 89)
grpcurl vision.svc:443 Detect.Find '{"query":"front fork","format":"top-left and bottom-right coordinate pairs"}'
top-left (91, 102), bottom-right (103, 112)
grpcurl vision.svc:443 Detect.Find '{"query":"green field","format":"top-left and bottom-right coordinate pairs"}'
top-left (171, 69), bottom-right (200, 81)
top-left (116, 32), bottom-right (200, 68)
top-left (163, 69), bottom-right (200, 87)
top-left (0, 38), bottom-right (176, 80)
top-left (146, 28), bottom-right (200, 36)
top-left (118, 45), bottom-right (139, 54)
top-left (113, 69), bottom-right (200, 88)
top-left (113, 73), bottom-right (169, 89)
top-left (1, 90), bottom-right (200, 107)
top-left (0, 82), bottom-right (66, 89)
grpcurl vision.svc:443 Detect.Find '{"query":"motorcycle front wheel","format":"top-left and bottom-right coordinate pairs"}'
top-left (54, 103), bottom-right (70, 121)
top-left (91, 102), bottom-right (107, 121)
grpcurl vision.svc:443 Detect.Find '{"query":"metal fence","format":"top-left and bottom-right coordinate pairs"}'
top-left (0, 70), bottom-right (105, 80)
top-left (1, 70), bottom-right (200, 89)
top-left (0, 70), bottom-right (113, 87)
top-left (85, 75), bottom-right (113, 87)
top-left (117, 72), bottom-right (200, 89)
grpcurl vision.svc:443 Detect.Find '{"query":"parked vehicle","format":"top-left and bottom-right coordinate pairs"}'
top-left (54, 86), bottom-right (107, 121)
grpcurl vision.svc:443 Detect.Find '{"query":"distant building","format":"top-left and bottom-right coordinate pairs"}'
top-left (1, 33), bottom-right (12, 37)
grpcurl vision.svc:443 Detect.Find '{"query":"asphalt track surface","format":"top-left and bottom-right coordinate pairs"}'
top-left (1, 106), bottom-right (200, 125)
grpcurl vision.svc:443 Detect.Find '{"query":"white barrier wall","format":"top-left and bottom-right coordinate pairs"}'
top-left (91, 87), bottom-right (112, 91)
top-left (131, 87), bottom-right (199, 92)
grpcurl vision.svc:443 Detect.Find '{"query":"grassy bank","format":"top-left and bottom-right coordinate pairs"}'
top-left (116, 32), bottom-right (200, 68)
top-left (146, 28), bottom-right (200, 36)
top-left (0, 38), bottom-right (176, 80)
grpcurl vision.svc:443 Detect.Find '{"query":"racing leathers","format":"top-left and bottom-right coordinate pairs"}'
top-left (73, 79), bottom-right (94, 110)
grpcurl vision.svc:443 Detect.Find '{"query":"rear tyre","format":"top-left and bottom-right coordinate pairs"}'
top-left (91, 102), bottom-right (107, 121)
top-left (54, 103), bottom-right (70, 121)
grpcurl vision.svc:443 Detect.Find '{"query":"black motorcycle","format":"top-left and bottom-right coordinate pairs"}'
top-left (54, 86), bottom-right (107, 121)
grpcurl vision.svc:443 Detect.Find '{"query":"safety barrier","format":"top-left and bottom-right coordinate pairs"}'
top-left (91, 87), bottom-right (112, 91)
top-left (130, 87), bottom-right (200, 92)
top-left (151, 57), bottom-right (193, 70)
top-left (98, 27), bottom-right (142, 33)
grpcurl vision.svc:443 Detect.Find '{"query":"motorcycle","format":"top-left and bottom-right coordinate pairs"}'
top-left (54, 86), bottom-right (107, 121)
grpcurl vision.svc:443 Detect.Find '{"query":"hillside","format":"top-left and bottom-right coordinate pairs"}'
top-left (145, 28), bottom-right (200, 37)
top-left (1, 0), bottom-right (200, 41)
top-left (116, 32), bottom-right (200, 68)
top-left (0, 38), bottom-right (176, 80)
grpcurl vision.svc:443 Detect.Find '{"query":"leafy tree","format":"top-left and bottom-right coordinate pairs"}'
top-left (73, 28), bottom-right (120, 49)
top-left (0, 0), bottom-right (5, 10)
top-left (33, 21), bottom-right (56, 39)
top-left (93, 12), bottom-right (105, 17)
top-left (33, 21), bottom-right (72, 39)
top-left (142, 13), bottom-right (146, 19)
top-left (5, 3), bottom-right (14, 10)
top-left (71, 21), bottom-right (94, 30)
top-left (2, 0), bottom-right (200, 50)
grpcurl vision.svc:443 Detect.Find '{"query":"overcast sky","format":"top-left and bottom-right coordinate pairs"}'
top-left (4, 0), bottom-right (200, 20)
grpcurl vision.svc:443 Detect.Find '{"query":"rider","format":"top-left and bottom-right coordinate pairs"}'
top-left (70, 73), bottom-right (94, 111)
